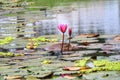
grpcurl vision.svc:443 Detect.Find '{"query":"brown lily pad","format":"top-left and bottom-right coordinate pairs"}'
top-left (45, 43), bottom-right (79, 51)
top-left (63, 66), bottom-right (80, 71)
top-left (39, 72), bottom-right (54, 79)
top-left (5, 76), bottom-right (23, 80)
top-left (62, 75), bottom-right (76, 79)
top-left (113, 35), bottom-right (120, 41)
top-left (82, 42), bottom-right (90, 46)
top-left (78, 34), bottom-right (100, 38)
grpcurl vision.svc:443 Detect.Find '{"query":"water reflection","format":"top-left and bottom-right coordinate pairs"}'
top-left (0, 0), bottom-right (120, 37)
top-left (56, 0), bottom-right (120, 36)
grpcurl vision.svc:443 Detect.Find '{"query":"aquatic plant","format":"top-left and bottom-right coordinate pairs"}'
top-left (0, 36), bottom-right (14, 45)
top-left (0, 52), bottom-right (14, 57)
top-left (75, 59), bottom-right (120, 74)
top-left (26, 40), bottom-right (38, 49)
top-left (32, 37), bottom-right (58, 42)
top-left (32, 37), bottom-right (47, 42)
top-left (75, 58), bottom-right (89, 67)
top-left (42, 60), bottom-right (51, 64)
top-left (14, 53), bottom-right (24, 57)
top-left (58, 24), bottom-right (67, 54)
top-left (68, 28), bottom-right (72, 50)
top-left (0, 52), bottom-right (24, 57)
top-left (26, 37), bottom-right (57, 49)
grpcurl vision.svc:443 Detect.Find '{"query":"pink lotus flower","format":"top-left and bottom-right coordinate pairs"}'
top-left (58, 24), bottom-right (67, 54)
top-left (68, 28), bottom-right (72, 51)
top-left (68, 28), bottom-right (72, 36)
top-left (58, 24), bottom-right (67, 33)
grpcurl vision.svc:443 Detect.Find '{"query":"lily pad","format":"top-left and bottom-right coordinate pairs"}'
top-left (74, 50), bottom-right (97, 56)
top-left (44, 43), bottom-right (78, 52)
top-left (82, 71), bottom-right (120, 80)
top-left (54, 70), bottom-right (78, 76)
top-left (99, 35), bottom-right (116, 38)
top-left (72, 37), bottom-right (97, 42)
top-left (0, 66), bottom-right (11, 71)
top-left (53, 77), bottom-right (69, 80)
top-left (61, 57), bottom-right (81, 61)
top-left (40, 35), bottom-right (62, 39)
top-left (30, 71), bottom-right (54, 79)
top-left (86, 43), bottom-right (104, 49)
top-left (26, 76), bottom-right (39, 80)
top-left (76, 39), bottom-right (99, 43)
top-left (5, 75), bottom-right (24, 80)
top-left (75, 34), bottom-right (100, 38)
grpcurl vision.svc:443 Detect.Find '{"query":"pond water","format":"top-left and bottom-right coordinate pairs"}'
top-left (0, 0), bottom-right (120, 37)
top-left (55, 0), bottom-right (120, 35)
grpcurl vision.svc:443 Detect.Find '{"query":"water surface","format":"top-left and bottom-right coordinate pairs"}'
top-left (0, 0), bottom-right (120, 37)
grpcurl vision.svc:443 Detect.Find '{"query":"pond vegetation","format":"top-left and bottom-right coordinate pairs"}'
top-left (0, 0), bottom-right (120, 80)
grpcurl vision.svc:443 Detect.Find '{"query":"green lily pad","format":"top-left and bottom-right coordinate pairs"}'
top-left (77, 39), bottom-right (99, 43)
top-left (82, 71), bottom-right (120, 80)
top-left (72, 50), bottom-right (97, 57)
top-left (86, 43), bottom-right (103, 49)
top-left (53, 77), bottom-right (69, 80)
top-left (30, 72), bottom-right (53, 79)
top-left (0, 58), bottom-right (11, 63)
top-left (0, 75), bottom-right (4, 80)
top-left (61, 57), bottom-right (81, 61)
top-left (26, 76), bottom-right (39, 80)
top-left (40, 35), bottom-right (62, 39)
top-left (0, 66), bottom-right (11, 71)
top-left (54, 70), bottom-right (78, 76)
top-left (72, 37), bottom-right (97, 42)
